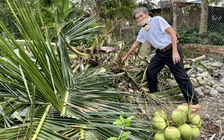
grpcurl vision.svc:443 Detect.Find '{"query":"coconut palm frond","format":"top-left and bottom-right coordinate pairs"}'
top-left (59, 15), bottom-right (101, 44)
top-left (0, 90), bottom-right (150, 140)
top-left (0, 124), bottom-right (28, 139)
top-left (0, 1), bottom-right (153, 139)
top-left (2, 0), bottom-right (67, 107)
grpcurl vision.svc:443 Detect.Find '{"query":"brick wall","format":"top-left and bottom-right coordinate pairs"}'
top-left (150, 3), bottom-right (201, 30)
top-left (175, 4), bottom-right (201, 29)
top-left (182, 44), bottom-right (224, 57)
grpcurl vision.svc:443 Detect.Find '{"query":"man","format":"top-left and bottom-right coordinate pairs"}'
top-left (122, 7), bottom-right (200, 112)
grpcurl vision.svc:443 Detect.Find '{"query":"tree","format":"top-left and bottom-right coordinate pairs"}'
top-left (210, 0), bottom-right (223, 6)
top-left (73, 0), bottom-right (138, 19)
top-left (138, 0), bottom-right (157, 10)
top-left (199, 0), bottom-right (222, 36)
top-left (199, 0), bottom-right (208, 36)
top-left (0, 0), bottom-right (25, 38)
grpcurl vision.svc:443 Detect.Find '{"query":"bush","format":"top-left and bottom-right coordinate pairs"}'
top-left (178, 29), bottom-right (200, 44)
top-left (208, 32), bottom-right (224, 45)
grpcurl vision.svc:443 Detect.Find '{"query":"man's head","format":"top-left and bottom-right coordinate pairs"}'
top-left (134, 7), bottom-right (149, 23)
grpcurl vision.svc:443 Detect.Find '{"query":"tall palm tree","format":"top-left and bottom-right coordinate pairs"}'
top-left (0, 0), bottom-right (151, 139)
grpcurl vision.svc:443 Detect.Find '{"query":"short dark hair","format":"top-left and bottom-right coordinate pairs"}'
top-left (133, 7), bottom-right (148, 16)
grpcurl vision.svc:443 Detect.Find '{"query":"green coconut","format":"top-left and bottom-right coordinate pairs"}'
top-left (154, 109), bottom-right (167, 120)
top-left (171, 109), bottom-right (187, 126)
top-left (188, 113), bottom-right (202, 128)
top-left (178, 124), bottom-right (192, 140)
top-left (164, 126), bottom-right (181, 140)
top-left (191, 125), bottom-right (200, 139)
top-left (154, 132), bottom-right (166, 140)
top-left (152, 116), bottom-right (167, 130)
top-left (177, 104), bottom-right (189, 115)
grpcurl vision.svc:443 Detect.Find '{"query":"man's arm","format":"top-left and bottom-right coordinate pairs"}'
top-left (165, 27), bottom-right (180, 64)
top-left (121, 40), bottom-right (140, 63)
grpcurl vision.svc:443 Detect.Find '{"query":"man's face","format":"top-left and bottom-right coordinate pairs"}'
top-left (135, 11), bottom-right (148, 23)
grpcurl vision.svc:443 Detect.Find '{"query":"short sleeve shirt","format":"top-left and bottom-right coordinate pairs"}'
top-left (136, 16), bottom-right (172, 49)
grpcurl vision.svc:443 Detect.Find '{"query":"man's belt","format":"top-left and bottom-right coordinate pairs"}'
top-left (159, 44), bottom-right (172, 52)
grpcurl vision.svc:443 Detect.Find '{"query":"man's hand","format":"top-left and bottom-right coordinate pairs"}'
top-left (121, 55), bottom-right (128, 63)
top-left (172, 51), bottom-right (181, 64)
top-left (120, 41), bottom-right (140, 64)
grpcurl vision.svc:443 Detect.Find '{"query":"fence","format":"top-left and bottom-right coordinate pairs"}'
top-left (119, 4), bottom-right (224, 46)
top-left (207, 6), bottom-right (224, 45)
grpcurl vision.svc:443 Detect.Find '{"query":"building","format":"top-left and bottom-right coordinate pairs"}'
top-left (140, 0), bottom-right (224, 9)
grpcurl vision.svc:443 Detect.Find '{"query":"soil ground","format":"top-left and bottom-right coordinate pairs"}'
top-left (198, 93), bottom-right (224, 140)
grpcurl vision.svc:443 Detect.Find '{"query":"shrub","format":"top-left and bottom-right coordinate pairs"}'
top-left (208, 32), bottom-right (224, 45)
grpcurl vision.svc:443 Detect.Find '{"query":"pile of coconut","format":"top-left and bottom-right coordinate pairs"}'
top-left (152, 104), bottom-right (202, 140)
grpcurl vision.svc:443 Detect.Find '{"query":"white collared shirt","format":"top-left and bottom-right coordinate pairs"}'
top-left (136, 16), bottom-right (172, 49)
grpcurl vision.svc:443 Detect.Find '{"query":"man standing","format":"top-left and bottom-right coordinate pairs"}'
top-left (122, 7), bottom-right (200, 112)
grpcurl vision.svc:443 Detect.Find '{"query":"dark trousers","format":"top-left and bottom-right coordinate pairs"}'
top-left (146, 44), bottom-right (199, 105)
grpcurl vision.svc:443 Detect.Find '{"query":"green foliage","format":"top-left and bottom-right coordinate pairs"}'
top-left (178, 29), bottom-right (224, 45)
top-left (101, 0), bottom-right (137, 19)
top-left (178, 29), bottom-right (200, 44)
top-left (178, 22), bottom-right (224, 45)
top-left (209, 0), bottom-right (223, 5)
top-left (138, 0), bottom-right (157, 10)
top-left (108, 115), bottom-right (135, 140)
top-left (208, 21), bottom-right (224, 33)
top-left (208, 32), bottom-right (224, 45)
top-left (0, 0), bottom-right (21, 38)
top-left (113, 115), bottom-right (134, 127)
top-left (1, 0), bottom-right (89, 41)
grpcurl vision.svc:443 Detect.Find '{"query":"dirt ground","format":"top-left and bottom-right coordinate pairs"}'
top-left (198, 93), bottom-right (224, 140)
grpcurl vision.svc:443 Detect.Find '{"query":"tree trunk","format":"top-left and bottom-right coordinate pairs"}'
top-left (199, 0), bottom-right (209, 35)
top-left (95, 0), bottom-right (102, 16)
top-left (172, 5), bottom-right (178, 30)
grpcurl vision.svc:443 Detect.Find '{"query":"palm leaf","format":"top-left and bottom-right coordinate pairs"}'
top-left (0, 0), bottom-right (153, 139)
